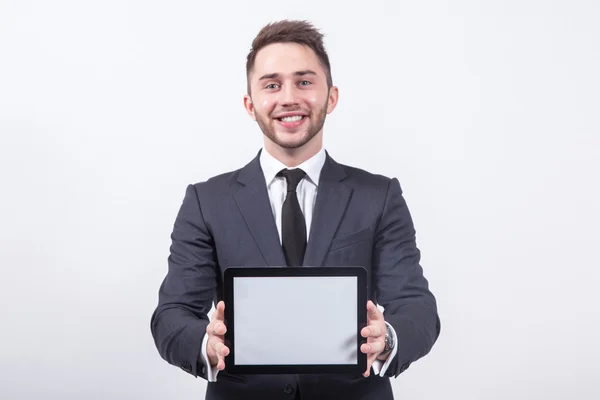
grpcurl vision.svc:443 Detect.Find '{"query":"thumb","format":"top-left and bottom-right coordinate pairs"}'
top-left (367, 300), bottom-right (379, 320)
top-left (214, 301), bottom-right (225, 321)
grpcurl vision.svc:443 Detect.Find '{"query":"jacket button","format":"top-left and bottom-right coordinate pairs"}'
top-left (283, 384), bottom-right (294, 395)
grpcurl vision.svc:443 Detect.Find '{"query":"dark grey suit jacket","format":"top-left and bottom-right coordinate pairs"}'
top-left (150, 150), bottom-right (440, 400)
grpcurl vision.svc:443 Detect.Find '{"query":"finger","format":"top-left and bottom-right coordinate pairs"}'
top-left (213, 301), bottom-right (225, 321)
top-left (363, 359), bottom-right (373, 377)
top-left (211, 340), bottom-right (230, 369)
top-left (211, 321), bottom-right (227, 336)
top-left (212, 340), bottom-right (229, 356)
top-left (217, 343), bottom-right (230, 371)
top-left (366, 352), bottom-right (378, 375)
top-left (206, 335), bottom-right (219, 357)
top-left (206, 321), bottom-right (226, 337)
top-left (208, 335), bottom-right (224, 352)
top-left (367, 300), bottom-right (383, 321)
top-left (360, 339), bottom-right (385, 355)
top-left (361, 322), bottom-right (385, 338)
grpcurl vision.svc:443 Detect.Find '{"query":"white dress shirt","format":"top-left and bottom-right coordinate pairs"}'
top-left (200, 147), bottom-right (398, 381)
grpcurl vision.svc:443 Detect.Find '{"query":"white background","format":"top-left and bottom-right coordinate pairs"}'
top-left (1, 1), bottom-right (599, 399)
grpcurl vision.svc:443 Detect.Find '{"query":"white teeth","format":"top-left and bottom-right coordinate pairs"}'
top-left (280, 115), bottom-right (303, 122)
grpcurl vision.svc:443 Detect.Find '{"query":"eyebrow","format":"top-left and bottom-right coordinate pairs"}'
top-left (258, 70), bottom-right (318, 81)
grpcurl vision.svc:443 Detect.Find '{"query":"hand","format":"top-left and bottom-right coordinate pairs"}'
top-left (206, 301), bottom-right (230, 370)
top-left (360, 300), bottom-right (387, 377)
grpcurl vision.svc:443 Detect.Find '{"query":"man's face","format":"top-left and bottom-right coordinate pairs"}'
top-left (244, 43), bottom-right (338, 150)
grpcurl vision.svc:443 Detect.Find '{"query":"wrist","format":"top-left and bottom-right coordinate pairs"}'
top-left (377, 323), bottom-right (395, 360)
top-left (377, 348), bottom-right (392, 361)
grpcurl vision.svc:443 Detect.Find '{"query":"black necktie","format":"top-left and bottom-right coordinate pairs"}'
top-left (278, 168), bottom-right (307, 267)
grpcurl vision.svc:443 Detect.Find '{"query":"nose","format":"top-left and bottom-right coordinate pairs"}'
top-left (279, 83), bottom-right (298, 106)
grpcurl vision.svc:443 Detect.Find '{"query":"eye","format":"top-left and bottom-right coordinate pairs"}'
top-left (265, 83), bottom-right (280, 90)
top-left (299, 80), bottom-right (311, 86)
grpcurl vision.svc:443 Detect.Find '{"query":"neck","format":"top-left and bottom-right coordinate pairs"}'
top-left (264, 133), bottom-right (323, 168)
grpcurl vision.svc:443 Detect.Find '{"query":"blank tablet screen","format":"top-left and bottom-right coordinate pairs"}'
top-left (233, 276), bottom-right (357, 365)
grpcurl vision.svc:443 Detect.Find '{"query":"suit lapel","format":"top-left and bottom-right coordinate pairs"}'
top-left (233, 152), bottom-right (287, 267)
top-left (304, 153), bottom-right (353, 267)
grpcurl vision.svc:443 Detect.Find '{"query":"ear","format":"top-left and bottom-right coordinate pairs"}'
top-left (243, 94), bottom-right (256, 120)
top-left (326, 86), bottom-right (339, 114)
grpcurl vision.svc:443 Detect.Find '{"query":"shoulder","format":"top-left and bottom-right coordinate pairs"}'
top-left (187, 167), bottom-right (244, 200)
top-left (335, 160), bottom-right (400, 195)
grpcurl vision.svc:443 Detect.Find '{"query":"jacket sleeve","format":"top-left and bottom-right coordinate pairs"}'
top-left (373, 178), bottom-right (441, 377)
top-left (150, 183), bottom-right (217, 379)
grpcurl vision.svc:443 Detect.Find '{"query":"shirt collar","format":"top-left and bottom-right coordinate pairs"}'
top-left (260, 147), bottom-right (326, 187)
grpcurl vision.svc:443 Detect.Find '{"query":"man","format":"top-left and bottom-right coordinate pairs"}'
top-left (151, 20), bottom-right (440, 400)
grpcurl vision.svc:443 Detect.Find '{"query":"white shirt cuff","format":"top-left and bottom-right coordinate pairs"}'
top-left (200, 332), bottom-right (220, 382)
top-left (371, 321), bottom-right (398, 377)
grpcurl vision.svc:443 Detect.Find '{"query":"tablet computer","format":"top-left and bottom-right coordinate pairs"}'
top-left (223, 266), bottom-right (367, 375)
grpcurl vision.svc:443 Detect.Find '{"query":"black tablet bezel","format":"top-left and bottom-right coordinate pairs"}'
top-left (223, 266), bottom-right (368, 375)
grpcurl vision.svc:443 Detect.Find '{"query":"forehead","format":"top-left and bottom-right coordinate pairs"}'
top-left (251, 42), bottom-right (324, 79)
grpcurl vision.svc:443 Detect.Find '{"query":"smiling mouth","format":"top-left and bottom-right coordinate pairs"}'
top-left (276, 115), bottom-right (306, 122)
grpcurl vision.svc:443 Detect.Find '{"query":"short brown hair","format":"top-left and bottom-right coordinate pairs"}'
top-left (246, 20), bottom-right (333, 93)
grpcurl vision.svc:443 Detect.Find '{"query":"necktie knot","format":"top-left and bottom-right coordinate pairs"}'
top-left (278, 168), bottom-right (306, 192)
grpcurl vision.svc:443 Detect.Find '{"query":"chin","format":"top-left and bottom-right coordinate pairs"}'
top-left (273, 132), bottom-right (311, 149)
